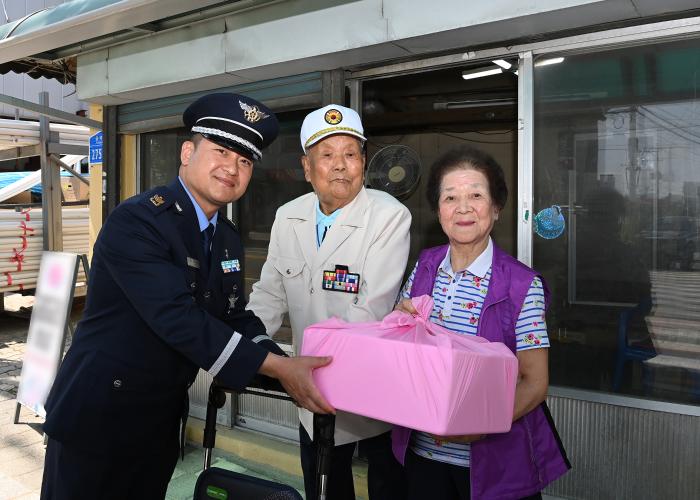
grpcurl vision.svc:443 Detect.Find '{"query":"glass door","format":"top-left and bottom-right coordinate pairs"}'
top-left (533, 38), bottom-right (700, 404)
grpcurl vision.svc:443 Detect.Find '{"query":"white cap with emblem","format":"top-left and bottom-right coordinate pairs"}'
top-left (300, 104), bottom-right (366, 153)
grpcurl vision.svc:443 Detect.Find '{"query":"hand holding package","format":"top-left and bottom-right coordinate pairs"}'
top-left (301, 295), bottom-right (518, 435)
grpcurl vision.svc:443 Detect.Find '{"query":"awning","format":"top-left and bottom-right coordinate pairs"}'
top-left (0, 58), bottom-right (77, 84)
top-left (0, 0), bottom-right (228, 82)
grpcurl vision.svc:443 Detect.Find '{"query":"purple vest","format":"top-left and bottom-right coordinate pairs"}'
top-left (392, 244), bottom-right (570, 499)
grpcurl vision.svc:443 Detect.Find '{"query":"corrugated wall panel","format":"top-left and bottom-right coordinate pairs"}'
top-left (235, 342), bottom-right (298, 440)
top-left (237, 392), bottom-right (298, 429)
top-left (545, 395), bottom-right (700, 499)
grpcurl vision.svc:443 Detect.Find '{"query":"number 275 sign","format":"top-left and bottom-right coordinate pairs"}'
top-left (89, 131), bottom-right (103, 167)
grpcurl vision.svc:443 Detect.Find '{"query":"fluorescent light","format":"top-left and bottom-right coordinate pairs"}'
top-left (462, 67), bottom-right (503, 80)
top-left (434, 98), bottom-right (516, 110)
top-left (492, 59), bottom-right (512, 70)
top-left (534, 57), bottom-right (565, 67)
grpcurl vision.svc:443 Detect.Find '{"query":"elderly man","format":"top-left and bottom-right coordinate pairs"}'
top-left (247, 104), bottom-right (411, 499)
top-left (40, 93), bottom-right (332, 500)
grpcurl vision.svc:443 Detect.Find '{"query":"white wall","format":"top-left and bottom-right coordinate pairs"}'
top-left (77, 0), bottom-right (700, 103)
top-left (0, 0), bottom-right (85, 119)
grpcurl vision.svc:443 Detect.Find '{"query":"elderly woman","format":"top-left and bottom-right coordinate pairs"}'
top-left (393, 146), bottom-right (570, 500)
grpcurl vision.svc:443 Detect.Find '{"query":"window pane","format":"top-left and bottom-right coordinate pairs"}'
top-left (139, 129), bottom-right (189, 190)
top-left (534, 39), bottom-right (700, 405)
top-left (238, 110), bottom-right (312, 251)
top-left (238, 110), bottom-right (312, 344)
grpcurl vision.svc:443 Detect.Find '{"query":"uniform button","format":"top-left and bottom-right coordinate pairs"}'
top-left (353, 297), bottom-right (358, 304)
top-left (310, 287), bottom-right (314, 294)
top-left (190, 282), bottom-right (196, 290)
top-left (286, 269), bottom-right (291, 275)
top-left (204, 291), bottom-right (212, 300)
top-left (113, 379), bottom-right (122, 389)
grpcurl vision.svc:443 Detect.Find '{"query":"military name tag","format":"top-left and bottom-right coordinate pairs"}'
top-left (322, 265), bottom-right (360, 294)
top-left (221, 259), bottom-right (241, 273)
top-left (186, 257), bottom-right (200, 269)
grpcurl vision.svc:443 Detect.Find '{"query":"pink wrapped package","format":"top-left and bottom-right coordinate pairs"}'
top-left (301, 295), bottom-right (518, 435)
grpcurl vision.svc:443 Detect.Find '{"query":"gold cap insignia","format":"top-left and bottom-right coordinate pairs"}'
top-left (150, 194), bottom-right (165, 206)
top-left (324, 109), bottom-right (343, 125)
top-left (239, 100), bottom-right (269, 123)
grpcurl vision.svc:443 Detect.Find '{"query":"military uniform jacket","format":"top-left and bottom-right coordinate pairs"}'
top-left (44, 178), bottom-right (278, 456)
top-left (246, 187), bottom-right (411, 445)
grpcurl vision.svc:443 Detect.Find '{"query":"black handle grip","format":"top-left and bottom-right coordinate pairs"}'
top-left (202, 384), bottom-right (227, 450)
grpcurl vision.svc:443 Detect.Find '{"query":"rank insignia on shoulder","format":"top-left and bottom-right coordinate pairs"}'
top-left (221, 259), bottom-right (241, 273)
top-left (322, 265), bottom-right (360, 294)
top-left (150, 194), bottom-right (165, 206)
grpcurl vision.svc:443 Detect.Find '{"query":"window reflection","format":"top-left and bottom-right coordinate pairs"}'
top-left (139, 129), bottom-right (189, 189)
top-left (534, 39), bottom-right (700, 404)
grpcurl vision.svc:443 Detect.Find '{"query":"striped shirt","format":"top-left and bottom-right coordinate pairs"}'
top-left (399, 239), bottom-right (549, 467)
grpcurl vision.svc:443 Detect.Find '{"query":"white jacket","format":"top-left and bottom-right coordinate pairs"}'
top-left (247, 187), bottom-right (411, 444)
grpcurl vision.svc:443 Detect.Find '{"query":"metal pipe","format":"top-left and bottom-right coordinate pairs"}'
top-left (0, 94), bottom-right (101, 129)
top-left (39, 91), bottom-right (62, 252)
top-left (49, 154), bottom-right (89, 186)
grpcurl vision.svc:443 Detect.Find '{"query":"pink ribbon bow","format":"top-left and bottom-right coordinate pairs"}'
top-left (380, 295), bottom-right (489, 349)
top-left (303, 296), bottom-right (491, 353)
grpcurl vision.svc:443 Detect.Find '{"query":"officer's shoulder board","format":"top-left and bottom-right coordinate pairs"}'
top-left (141, 186), bottom-right (175, 215)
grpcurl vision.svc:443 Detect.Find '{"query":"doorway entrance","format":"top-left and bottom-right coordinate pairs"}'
top-left (357, 60), bottom-right (519, 263)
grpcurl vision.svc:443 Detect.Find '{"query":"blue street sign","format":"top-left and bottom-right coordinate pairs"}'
top-left (89, 131), bottom-right (103, 167)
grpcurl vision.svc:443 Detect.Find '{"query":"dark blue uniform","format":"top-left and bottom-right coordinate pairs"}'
top-left (41, 178), bottom-right (281, 499)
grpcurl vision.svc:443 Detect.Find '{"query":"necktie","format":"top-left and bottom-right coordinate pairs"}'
top-left (318, 225), bottom-right (329, 247)
top-left (202, 223), bottom-right (215, 261)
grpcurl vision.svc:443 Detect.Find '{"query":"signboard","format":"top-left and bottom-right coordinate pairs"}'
top-left (89, 131), bottom-right (103, 168)
top-left (16, 252), bottom-right (79, 418)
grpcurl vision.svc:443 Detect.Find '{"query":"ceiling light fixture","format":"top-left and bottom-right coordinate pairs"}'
top-left (462, 67), bottom-right (503, 80)
top-left (492, 59), bottom-right (512, 70)
top-left (534, 57), bottom-right (565, 67)
top-left (433, 98), bottom-right (516, 110)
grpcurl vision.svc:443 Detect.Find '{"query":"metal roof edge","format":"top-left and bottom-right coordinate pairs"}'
top-left (0, 0), bottom-right (223, 65)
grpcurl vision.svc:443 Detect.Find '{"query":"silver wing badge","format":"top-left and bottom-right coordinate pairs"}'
top-left (239, 100), bottom-right (269, 123)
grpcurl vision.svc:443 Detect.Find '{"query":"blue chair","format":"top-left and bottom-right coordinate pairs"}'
top-left (612, 299), bottom-right (655, 392)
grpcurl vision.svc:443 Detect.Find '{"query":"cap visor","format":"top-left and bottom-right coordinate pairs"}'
top-left (200, 133), bottom-right (258, 161)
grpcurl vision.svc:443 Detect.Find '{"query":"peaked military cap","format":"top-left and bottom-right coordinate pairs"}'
top-left (183, 92), bottom-right (279, 161)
